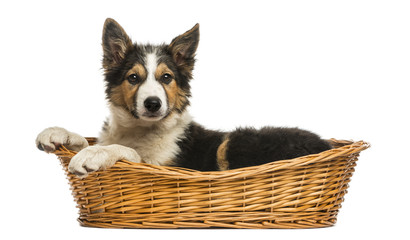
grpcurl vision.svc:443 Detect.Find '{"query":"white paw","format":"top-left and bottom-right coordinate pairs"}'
top-left (36, 127), bottom-right (89, 153)
top-left (68, 144), bottom-right (141, 178)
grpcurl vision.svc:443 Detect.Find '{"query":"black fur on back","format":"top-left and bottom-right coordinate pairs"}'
top-left (225, 127), bottom-right (332, 169)
top-left (173, 124), bottom-right (332, 171)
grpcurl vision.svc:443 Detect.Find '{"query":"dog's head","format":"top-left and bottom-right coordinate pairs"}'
top-left (102, 18), bottom-right (198, 123)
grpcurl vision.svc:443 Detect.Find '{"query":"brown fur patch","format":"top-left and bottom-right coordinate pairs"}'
top-left (217, 137), bottom-right (230, 171)
top-left (155, 63), bottom-right (189, 112)
top-left (110, 64), bottom-right (146, 110)
top-left (129, 63), bottom-right (147, 80)
top-left (155, 63), bottom-right (174, 80)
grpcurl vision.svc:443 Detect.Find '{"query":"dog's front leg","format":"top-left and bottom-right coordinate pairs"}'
top-left (68, 144), bottom-right (141, 178)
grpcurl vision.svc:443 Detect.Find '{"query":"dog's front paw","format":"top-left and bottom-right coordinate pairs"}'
top-left (68, 144), bottom-right (141, 178)
top-left (36, 127), bottom-right (89, 153)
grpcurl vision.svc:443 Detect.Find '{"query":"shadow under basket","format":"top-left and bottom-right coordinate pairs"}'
top-left (53, 138), bottom-right (369, 229)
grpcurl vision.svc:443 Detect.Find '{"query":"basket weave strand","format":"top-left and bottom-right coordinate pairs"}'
top-left (53, 138), bottom-right (369, 229)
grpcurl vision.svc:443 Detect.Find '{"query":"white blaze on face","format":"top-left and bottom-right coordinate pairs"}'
top-left (136, 53), bottom-right (168, 121)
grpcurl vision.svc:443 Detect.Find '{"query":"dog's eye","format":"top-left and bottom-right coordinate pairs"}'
top-left (160, 73), bottom-right (173, 84)
top-left (127, 74), bottom-right (142, 85)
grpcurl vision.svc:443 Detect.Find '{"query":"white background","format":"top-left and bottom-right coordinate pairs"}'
top-left (1, 0), bottom-right (409, 239)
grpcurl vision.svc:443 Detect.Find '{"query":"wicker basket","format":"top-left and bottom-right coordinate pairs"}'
top-left (53, 138), bottom-right (369, 229)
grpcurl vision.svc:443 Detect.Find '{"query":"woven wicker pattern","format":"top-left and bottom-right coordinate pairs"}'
top-left (53, 138), bottom-right (369, 229)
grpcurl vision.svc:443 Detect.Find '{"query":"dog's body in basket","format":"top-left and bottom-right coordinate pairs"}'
top-left (36, 19), bottom-right (331, 177)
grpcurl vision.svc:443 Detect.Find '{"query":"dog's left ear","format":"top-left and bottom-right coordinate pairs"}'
top-left (168, 24), bottom-right (199, 68)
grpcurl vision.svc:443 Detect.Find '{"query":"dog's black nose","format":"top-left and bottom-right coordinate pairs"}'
top-left (144, 97), bottom-right (162, 113)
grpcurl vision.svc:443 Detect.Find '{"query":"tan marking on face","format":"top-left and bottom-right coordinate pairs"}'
top-left (155, 63), bottom-right (188, 111)
top-left (155, 63), bottom-right (173, 80)
top-left (110, 63), bottom-right (146, 110)
top-left (129, 63), bottom-right (147, 80)
top-left (217, 137), bottom-right (230, 171)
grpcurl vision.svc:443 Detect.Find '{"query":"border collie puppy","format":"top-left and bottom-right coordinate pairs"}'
top-left (36, 18), bottom-right (332, 177)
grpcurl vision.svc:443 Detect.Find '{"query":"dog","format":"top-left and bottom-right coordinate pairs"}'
top-left (36, 18), bottom-right (332, 177)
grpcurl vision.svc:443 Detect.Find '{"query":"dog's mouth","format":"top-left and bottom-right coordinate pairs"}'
top-left (141, 112), bottom-right (164, 121)
top-left (130, 109), bottom-right (169, 122)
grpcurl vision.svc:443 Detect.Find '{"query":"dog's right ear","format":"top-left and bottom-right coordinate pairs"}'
top-left (102, 18), bottom-right (133, 69)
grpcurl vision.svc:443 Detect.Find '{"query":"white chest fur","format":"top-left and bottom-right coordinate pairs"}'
top-left (98, 106), bottom-right (192, 166)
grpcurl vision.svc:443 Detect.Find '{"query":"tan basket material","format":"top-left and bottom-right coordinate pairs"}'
top-left (53, 138), bottom-right (369, 229)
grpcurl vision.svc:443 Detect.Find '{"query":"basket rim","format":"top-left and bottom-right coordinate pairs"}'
top-left (54, 138), bottom-right (370, 181)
